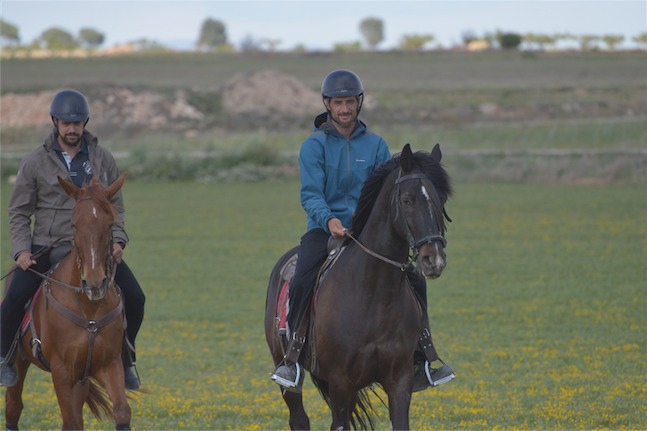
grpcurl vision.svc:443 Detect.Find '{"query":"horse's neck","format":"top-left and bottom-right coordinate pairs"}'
top-left (50, 250), bottom-right (81, 285)
top-left (358, 185), bottom-right (410, 264)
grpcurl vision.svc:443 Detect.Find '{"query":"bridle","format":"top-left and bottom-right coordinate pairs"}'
top-left (27, 195), bottom-right (117, 296)
top-left (346, 169), bottom-right (447, 271)
top-left (394, 171), bottom-right (448, 249)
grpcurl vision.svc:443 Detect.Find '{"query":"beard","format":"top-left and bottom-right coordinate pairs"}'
top-left (60, 132), bottom-right (81, 146)
top-left (330, 111), bottom-right (357, 129)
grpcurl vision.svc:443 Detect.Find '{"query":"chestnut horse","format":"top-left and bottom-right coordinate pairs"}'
top-left (265, 144), bottom-right (453, 430)
top-left (3, 175), bottom-right (132, 430)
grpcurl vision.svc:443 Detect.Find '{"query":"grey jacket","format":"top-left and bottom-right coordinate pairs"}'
top-left (9, 129), bottom-right (128, 259)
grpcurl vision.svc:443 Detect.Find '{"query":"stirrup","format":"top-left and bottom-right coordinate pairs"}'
top-left (271, 362), bottom-right (302, 391)
top-left (425, 361), bottom-right (455, 387)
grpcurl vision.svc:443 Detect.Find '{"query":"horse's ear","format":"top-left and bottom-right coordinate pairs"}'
top-left (58, 176), bottom-right (82, 200)
top-left (400, 144), bottom-right (413, 171)
top-left (431, 143), bottom-right (442, 163)
top-left (105, 173), bottom-right (127, 200)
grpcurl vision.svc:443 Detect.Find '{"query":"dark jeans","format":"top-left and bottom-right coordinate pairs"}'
top-left (287, 229), bottom-right (330, 334)
top-left (286, 229), bottom-right (428, 334)
top-left (0, 245), bottom-right (145, 358)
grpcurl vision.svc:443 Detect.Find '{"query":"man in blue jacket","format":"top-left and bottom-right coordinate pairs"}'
top-left (271, 70), bottom-right (454, 392)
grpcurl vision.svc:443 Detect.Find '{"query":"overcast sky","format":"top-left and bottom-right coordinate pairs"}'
top-left (2, 0), bottom-right (645, 50)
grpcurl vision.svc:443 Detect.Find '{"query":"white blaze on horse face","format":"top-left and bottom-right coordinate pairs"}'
top-left (92, 206), bottom-right (98, 218)
top-left (90, 243), bottom-right (97, 269)
top-left (421, 185), bottom-right (430, 201)
top-left (422, 184), bottom-right (435, 224)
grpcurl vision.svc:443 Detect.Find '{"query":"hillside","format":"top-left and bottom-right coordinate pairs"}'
top-left (1, 51), bottom-right (645, 183)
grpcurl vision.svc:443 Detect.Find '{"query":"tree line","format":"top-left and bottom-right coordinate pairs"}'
top-left (1, 16), bottom-right (646, 53)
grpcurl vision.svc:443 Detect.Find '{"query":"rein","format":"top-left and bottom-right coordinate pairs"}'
top-left (344, 231), bottom-right (415, 271)
top-left (27, 267), bottom-right (85, 292)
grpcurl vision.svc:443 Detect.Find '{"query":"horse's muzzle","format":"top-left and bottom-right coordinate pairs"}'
top-left (82, 276), bottom-right (109, 301)
top-left (418, 242), bottom-right (446, 279)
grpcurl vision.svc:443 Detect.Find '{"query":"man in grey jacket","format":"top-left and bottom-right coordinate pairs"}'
top-left (0, 89), bottom-right (145, 390)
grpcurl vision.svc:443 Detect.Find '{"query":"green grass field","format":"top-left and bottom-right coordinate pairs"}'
top-left (1, 180), bottom-right (645, 430)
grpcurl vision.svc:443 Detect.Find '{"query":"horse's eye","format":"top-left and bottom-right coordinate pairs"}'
top-left (401, 196), bottom-right (414, 207)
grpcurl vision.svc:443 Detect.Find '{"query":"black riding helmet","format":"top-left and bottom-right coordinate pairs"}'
top-left (321, 69), bottom-right (364, 113)
top-left (50, 89), bottom-right (90, 124)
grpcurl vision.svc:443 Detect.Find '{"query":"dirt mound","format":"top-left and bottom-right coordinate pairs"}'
top-left (0, 69), bottom-right (322, 133)
top-left (0, 91), bottom-right (57, 128)
top-left (0, 88), bottom-right (203, 131)
top-left (221, 69), bottom-right (321, 117)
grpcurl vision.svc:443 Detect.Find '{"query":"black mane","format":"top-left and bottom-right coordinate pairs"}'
top-left (351, 150), bottom-right (453, 237)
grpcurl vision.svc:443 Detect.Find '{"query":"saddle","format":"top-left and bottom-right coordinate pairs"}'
top-left (9, 245), bottom-right (73, 370)
top-left (275, 237), bottom-right (347, 337)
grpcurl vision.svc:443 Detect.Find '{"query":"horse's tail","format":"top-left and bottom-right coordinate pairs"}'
top-left (310, 376), bottom-right (377, 430)
top-left (86, 378), bottom-right (113, 420)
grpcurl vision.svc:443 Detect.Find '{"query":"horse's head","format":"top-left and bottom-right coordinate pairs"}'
top-left (393, 144), bottom-right (452, 279)
top-left (58, 174), bottom-right (126, 301)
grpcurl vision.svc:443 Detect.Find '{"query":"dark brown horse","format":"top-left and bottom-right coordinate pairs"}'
top-left (265, 144), bottom-right (453, 430)
top-left (3, 175), bottom-right (132, 431)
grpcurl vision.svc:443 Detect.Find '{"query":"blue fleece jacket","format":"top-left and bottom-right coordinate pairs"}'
top-left (299, 113), bottom-right (392, 233)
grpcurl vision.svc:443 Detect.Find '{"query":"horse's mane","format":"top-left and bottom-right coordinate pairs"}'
top-left (82, 179), bottom-right (115, 218)
top-left (351, 150), bottom-right (453, 237)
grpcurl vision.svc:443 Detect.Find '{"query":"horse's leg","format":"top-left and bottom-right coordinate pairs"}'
top-left (281, 389), bottom-right (310, 430)
top-left (51, 366), bottom-right (88, 430)
top-left (95, 360), bottom-right (131, 429)
top-left (4, 356), bottom-right (30, 431)
top-left (327, 383), bottom-right (354, 431)
top-left (384, 373), bottom-right (413, 431)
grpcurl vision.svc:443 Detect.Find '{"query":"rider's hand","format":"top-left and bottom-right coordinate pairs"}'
top-left (16, 250), bottom-right (36, 271)
top-left (112, 242), bottom-right (124, 264)
top-left (327, 218), bottom-right (348, 239)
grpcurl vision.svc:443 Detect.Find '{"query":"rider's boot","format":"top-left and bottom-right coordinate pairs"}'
top-left (271, 334), bottom-right (306, 392)
top-left (1, 333), bottom-right (20, 387)
top-left (123, 338), bottom-right (141, 390)
top-left (412, 325), bottom-right (455, 392)
top-left (0, 357), bottom-right (18, 387)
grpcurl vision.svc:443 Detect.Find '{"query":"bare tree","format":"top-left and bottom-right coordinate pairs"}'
top-left (262, 38), bottom-right (282, 52)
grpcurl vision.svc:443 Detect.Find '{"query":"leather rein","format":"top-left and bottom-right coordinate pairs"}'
top-left (345, 171), bottom-right (447, 272)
